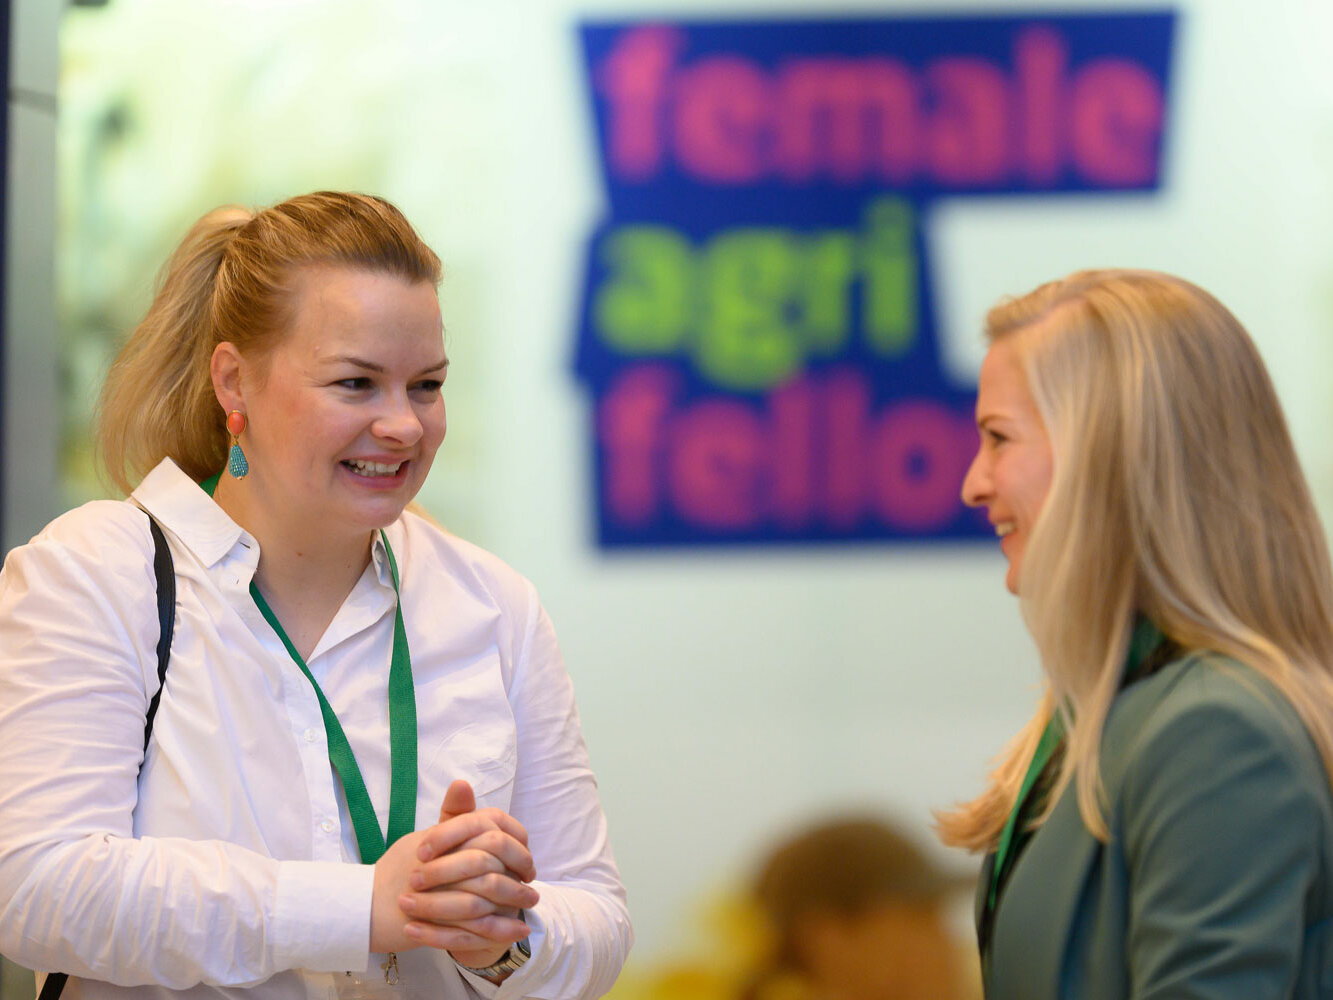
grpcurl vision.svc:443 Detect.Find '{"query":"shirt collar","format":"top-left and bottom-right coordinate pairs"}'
top-left (131, 459), bottom-right (248, 568)
top-left (131, 458), bottom-right (399, 593)
top-left (369, 528), bottom-right (395, 589)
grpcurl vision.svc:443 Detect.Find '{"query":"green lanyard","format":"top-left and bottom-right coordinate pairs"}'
top-left (200, 473), bottom-right (418, 864)
top-left (985, 618), bottom-right (1166, 913)
top-left (987, 711), bottom-right (1064, 911)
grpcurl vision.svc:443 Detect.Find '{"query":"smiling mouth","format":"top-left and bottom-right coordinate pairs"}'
top-left (343, 459), bottom-right (405, 478)
top-left (995, 522), bottom-right (1015, 537)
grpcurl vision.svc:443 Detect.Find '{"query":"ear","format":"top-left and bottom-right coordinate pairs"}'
top-left (211, 342), bottom-right (247, 415)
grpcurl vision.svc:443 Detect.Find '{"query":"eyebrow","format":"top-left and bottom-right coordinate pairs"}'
top-left (327, 355), bottom-right (449, 376)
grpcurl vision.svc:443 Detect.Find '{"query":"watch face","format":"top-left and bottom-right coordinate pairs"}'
top-left (515, 938), bottom-right (532, 960)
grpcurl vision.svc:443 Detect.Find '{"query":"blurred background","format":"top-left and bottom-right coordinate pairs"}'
top-left (3, 0), bottom-right (1333, 997)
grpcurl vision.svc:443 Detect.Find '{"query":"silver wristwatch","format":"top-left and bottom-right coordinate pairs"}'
top-left (457, 937), bottom-right (531, 979)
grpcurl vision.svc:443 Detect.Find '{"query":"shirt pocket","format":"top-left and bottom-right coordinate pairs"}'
top-left (428, 720), bottom-right (518, 802)
top-left (418, 652), bottom-right (518, 804)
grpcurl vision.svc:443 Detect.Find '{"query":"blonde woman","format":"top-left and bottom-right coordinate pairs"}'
top-left (0, 192), bottom-right (631, 999)
top-left (940, 270), bottom-right (1333, 997)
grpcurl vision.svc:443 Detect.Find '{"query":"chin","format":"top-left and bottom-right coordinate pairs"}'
top-left (345, 498), bottom-right (413, 534)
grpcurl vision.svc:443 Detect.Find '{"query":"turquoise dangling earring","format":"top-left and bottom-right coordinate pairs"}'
top-left (226, 409), bottom-right (249, 479)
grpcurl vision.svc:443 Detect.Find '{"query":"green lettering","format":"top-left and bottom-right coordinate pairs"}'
top-left (698, 230), bottom-right (802, 390)
top-left (593, 226), bottom-right (693, 354)
top-left (801, 232), bottom-right (856, 355)
top-left (861, 197), bottom-right (917, 357)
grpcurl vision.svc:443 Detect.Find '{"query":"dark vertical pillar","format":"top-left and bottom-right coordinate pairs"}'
top-left (0, 0), bottom-right (10, 547)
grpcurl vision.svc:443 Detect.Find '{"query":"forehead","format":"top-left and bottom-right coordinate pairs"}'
top-left (278, 265), bottom-right (443, 356)
top-left (976, 336), bottom-right (1039, 419)
top-left (287, 265), bottom-right (438, 321)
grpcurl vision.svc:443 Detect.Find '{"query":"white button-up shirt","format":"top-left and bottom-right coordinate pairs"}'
top-left (0, 461), bottom-right (631, 1000)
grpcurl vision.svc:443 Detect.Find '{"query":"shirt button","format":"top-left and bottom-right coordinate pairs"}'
top-left (303, 728), bottom-right (318, 743)
top-left (320, 819), bottom-right (335, 834)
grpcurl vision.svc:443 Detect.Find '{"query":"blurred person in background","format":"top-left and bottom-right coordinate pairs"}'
top-left (941, 269), bottom-right (1333, 997)
top-left (0, 191), bottom-right (631, 1000)
top-left (740, 817), bottom-right (977, 1000)
top-left (600, 816), bottom-right (975, 1000)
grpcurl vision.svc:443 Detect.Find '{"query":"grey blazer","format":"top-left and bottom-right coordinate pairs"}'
top-left (980, 652), bottom-right (1333, 999)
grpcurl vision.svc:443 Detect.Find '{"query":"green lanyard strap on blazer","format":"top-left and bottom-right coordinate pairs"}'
top-left (988, 712), bottom-right (1064, 912)
top-left (984, 618), bottom-right (1169, 920)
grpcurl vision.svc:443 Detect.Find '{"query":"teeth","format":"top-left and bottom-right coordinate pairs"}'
top-left (345, 459), bottom-right (403, 477)
top-left (995, 523), bottom-right (1015, 537)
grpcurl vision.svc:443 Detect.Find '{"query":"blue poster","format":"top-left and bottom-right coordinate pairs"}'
top-left (575, 12), bottom-right (1176, 547)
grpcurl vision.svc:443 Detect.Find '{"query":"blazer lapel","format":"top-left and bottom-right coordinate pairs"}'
top-left (987, 783), bottom-right (1101, 1000)
top-left (975, 852), bottom-right (995, 933)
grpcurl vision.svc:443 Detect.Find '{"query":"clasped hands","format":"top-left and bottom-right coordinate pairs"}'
top-left (371, 779), bottom-right (537, 971)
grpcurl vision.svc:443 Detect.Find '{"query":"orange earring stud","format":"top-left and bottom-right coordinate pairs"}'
top-left (226, 410), bottom-right (249, 479)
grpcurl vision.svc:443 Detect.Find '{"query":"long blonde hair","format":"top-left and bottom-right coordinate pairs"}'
top-left (938, 269), bottom-right (1333, 847)
top-left (96, 191), bottom-right (442, 494)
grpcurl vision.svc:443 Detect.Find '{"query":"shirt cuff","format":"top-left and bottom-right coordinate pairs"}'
top-left (272, 861), bottom-right (374, 972)
top-left (493, 913), bottom-right (548, 999)
top-left (454, 918), bottom-right (547, 999)
top-left (453, 966), bottom-right (502, 997)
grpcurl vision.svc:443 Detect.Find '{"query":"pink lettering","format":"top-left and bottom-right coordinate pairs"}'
top-left (774, 58), bottom-right (918, 183)
top-left (675, 58), bottom-right (770, 183)
top-left (598, 367), bottom-right (988, 535)
top-left (826, 370), bottom-right (871, 528)
top-left (1015, 26), bottom-right (1067, 183)
top-left (594, 23), bottom-right (1166, 190)
top-left (926, 58), bottom-right (1009, 184)
top-left (770, 377), bottom-right (815, 527)
top-left (669, 399), bottom-right (764, 528)
top-left (870, 403), bottom-right (974, 530)
top-left (1071, 59), bottom-right (1164, 185)
top-left (596, 25), bottom-right (681, 180)
top-left (598, 366), bottom-right (677, 524)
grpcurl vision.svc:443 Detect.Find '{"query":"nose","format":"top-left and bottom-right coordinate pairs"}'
top-left (961, 447), bottom-right (990, 508)
top-left (373, 391), bottom-right (424, 447)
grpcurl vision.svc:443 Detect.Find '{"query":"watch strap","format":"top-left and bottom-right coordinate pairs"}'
top-left (456, 942), bottom-right (529, 978)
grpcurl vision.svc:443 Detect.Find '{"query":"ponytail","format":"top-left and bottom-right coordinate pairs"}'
top-left (96, 207), bottom-right (252, 494)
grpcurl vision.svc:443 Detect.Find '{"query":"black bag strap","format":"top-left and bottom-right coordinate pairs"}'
top-left (37, 970), bottom-right (66, 1000)
top-left (142, 515), bottom-right (176, 751)
top-left (39, 511), bottom-right (175, 1000)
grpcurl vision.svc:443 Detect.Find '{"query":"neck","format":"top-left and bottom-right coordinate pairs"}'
top-left (253, 533), bottom-right (373, 604)
top-left (212, 473), bottom-right (375, 643)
